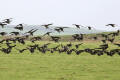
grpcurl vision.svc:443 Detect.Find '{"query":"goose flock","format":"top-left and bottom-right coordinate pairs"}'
top-left (0, 18), bottom-right (120, 56)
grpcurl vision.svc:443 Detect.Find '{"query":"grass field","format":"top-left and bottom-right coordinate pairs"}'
top-left (0, 40), bottom-right (120, 80)
top-left (0, 53), bottom-right (120, 80)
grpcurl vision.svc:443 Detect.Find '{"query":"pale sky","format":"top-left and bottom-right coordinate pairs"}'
top-left (0, 0), bottom-right (120, 30)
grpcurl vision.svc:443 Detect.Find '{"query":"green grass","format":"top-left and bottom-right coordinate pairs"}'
top-left (0, 41), bottom-right (120, 80)
top-left (0, 54), bottom-right (120, 80)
